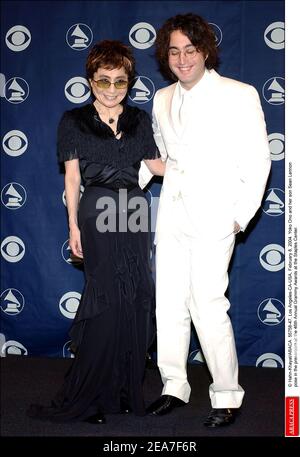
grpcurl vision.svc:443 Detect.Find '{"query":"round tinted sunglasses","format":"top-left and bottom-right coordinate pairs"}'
top-left (93, 79), bottom-right (128, 90)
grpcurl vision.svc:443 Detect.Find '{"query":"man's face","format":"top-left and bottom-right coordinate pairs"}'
top-left (168, 30), bottom-right (207, 90)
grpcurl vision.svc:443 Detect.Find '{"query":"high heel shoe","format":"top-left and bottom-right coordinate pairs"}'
top-left (84, 412), bottom-right (106, 424)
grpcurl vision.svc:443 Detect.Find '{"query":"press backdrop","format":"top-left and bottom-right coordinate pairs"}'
top-left (1, 0), bottom-right (284, 367)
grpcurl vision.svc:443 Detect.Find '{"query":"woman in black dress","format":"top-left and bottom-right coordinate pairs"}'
top-left (28, 40), bottom-right (164, 424)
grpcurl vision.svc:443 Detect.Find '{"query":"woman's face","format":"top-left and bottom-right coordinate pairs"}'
top-left (90, 66), bottom-right (129, 108)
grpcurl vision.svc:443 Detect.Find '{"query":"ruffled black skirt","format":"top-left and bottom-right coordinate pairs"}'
top-left (28, 186), bottom-right (155, 422)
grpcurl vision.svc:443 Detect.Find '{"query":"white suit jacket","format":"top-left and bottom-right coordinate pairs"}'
top-left (140, 69), bottom-right (271, 241)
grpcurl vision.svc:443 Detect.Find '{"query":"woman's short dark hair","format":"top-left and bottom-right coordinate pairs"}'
top-left (155, 13), bottom-right (219, 81)
top-left (86, 40), bottom-right (135, 81)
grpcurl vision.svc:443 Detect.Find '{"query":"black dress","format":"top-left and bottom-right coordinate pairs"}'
top-left (28, 103), bottom-right (159, 422)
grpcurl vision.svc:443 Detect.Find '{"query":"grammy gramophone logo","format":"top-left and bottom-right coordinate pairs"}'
top-left (262, 188), bottom-right (284, 216)
top-left (1, 183), bottom-right (27, 210)
top-left (4, 77), bottom-right (29, 103)
top-left (1, 288), bottom-right (25, 315)
top-left (66, 23), bottom-right (93, 50)
top-left (129, 76), bottom-right (155, 104)
top-left (257, 298), bottom-right (284, 326)
top-left (263, 77), bottom-right (285, 105)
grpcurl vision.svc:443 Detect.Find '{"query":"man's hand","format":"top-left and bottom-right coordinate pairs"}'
top-left (233, 221), bottom-right (241, 234)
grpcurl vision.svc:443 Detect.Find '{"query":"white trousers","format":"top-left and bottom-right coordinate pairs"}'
top-left (155, 199), bottom-right (245, 408)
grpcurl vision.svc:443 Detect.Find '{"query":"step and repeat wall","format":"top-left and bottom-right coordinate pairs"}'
top-left (1, 1), bottom-right (284, 367)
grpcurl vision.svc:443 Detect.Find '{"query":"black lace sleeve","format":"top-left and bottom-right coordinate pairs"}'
top-left (139, 110), bottom-right (161, 160)
top-left (57, 111), bottom-right (80, 163)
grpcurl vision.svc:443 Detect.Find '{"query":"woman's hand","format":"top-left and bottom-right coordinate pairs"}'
top-left (69, 224), bottom-right (83, 259)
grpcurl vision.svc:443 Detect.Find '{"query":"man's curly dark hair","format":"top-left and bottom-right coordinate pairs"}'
top-left (155, 13), bottom-right (219, 81)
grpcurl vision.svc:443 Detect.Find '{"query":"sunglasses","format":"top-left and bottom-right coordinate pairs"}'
top-left (93, 78), bottom-right (128, 90)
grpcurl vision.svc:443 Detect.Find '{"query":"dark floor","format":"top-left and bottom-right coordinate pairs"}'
top-left (1, 355), bottom-right (284, 439)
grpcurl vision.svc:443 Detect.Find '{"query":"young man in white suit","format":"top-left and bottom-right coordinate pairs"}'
top-left (144, 13), bottom-right (271, 427)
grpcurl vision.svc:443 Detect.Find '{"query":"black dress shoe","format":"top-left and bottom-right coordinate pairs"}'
top-left (147, 395), bottom-right (185, 416)
top-left (85, 412), bottom-right (106, 424)
top-left (203, 408), bottom-right (237, 427)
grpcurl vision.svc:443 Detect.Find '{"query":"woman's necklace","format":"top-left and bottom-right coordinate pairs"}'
top-left (94, 101), bottom-right (122, 125)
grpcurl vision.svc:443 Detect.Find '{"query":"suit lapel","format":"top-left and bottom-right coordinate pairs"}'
top-left (168, 83), bottom-right (184, 139)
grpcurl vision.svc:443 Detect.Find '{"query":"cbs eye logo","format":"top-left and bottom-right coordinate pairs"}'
top-left (62, 186), bottom-right (84, 206)
top-left (259, 243), bottom-right (284, 272)
top-left (63, 340), bottom-right (75, 358)
top-left (5, 25), bottom-right (31, 51)
top-left (64, 77), bottom-right (90, 104)
top-left (129, 22), bottom-right (156, 49)
top-left (208, 23), bottom-right (223, 47)
top-left (268, 133), bottom-right (284, 161)
top-left (1, 236), bottom-right (25, 263)
top-left (61, 239), bottom-right (83, 265)
top-left (2, 130), bottom-right (28, 157)
top-left (264, 22), bottom-right (285, 50)
top-left (256, 353), bottom-right (284, 368)
top-left (59, 292), bottom-right (81, 318)
top-left (1, 340), bottom-right (28, 356)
